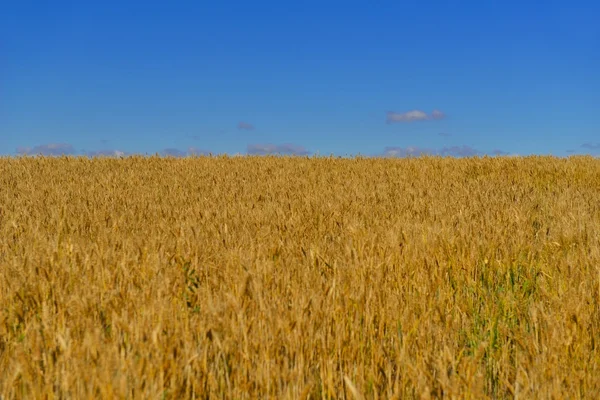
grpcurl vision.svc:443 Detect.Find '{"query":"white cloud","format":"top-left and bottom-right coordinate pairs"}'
top-left (439, 145), bottom-right (479, 157)
top-left (86, 149), bottom-right (125, 157)
top-left (383, 146), bottom-right (433, 157)
top-left (431, 109), bottom-right (446, 120)
top-left (17, 143), bottom-right (75, 156)
top-left (386, 110), bottom-right (428, 123)
top-left (383, 145), bottom-right (487, 158)
top-left (386, 109), bottom-right (446, 123)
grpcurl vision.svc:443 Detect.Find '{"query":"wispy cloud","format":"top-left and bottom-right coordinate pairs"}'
top-left (386, 110), bottom-right (428, 123)
top-left (247, 143), bottom-right (311, 156)
top-left (238, 122), bottom-right (255, 131)
top-left (16, 143), bottom-right (75, 156)
top-left (84, 147), bottom-right (211, 157)
top-left (439, 145), bottom-right (479, 157)
top-left (386, 109), bottom-right (446, 123)
top-left (491, 149), bottom-right (509, 156)
top-left (431, 109), bottom-right (446, 120)
top-left (438, 132), bottom-right (452, 138)
top-left (383, 146), bottom-right (433, 157)
top-left (86, 149), bottom-right (126, 157)
top-left (159, 147), bottom-right (212, 157)
top-left (383, 145), bottom-right (489, 158)
top-left (582, 143), bottom-right (600, 150)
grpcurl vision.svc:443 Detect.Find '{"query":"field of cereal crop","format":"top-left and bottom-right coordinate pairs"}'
top-left (1, 155), bottom-right (600, 398)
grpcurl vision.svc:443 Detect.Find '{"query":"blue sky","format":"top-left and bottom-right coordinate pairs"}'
top-left (2, 0), bottom-right (599, 157)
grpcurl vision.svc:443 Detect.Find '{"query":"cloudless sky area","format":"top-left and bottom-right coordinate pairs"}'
top-left (2, 0), bottom-right (599, 157)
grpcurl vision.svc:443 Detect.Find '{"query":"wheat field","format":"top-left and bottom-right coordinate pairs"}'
top-left (1, 155), bottom-right (599, 399)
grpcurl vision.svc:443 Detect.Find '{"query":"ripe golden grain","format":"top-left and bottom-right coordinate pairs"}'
top-left (1, 155), bottom-right (599, 398)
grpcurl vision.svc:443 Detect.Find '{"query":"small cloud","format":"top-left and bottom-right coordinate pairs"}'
top-left (86, 149), bottom-right (126, 157)
top-left (566, 149), bottom-right (576, 153)
top-left (582, 143), bottom-right (600, 150)
top-left (438, 132), bottom-right (452, 138)
top-left (383, 146), bottom-right (434, 157)
top-left (431, 109), bottom-right (445, 120)
top-left (16, 143), bottom-right (75, 156)
top-left (162, 148), bottom-right (187, 157)
top-left (382, 145), bottom-right (482, 158)
top-left (238, 122), bottom-right (255, 131)
top-left (386, 109), bottom-right (446, 124)
top-left (247, 143), bottom-right (311, 156)
top-left (440, 145), bottom-right (479, 157)
top-left (158, 147), bottom-right (212, 157)
top-left (491, 149), bottom-right (509, 156)
top-left (386, 110), bottom-right (428, 123)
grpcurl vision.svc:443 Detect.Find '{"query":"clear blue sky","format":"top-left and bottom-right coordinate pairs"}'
top-left (2, 0), bottom-right (599, 157)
